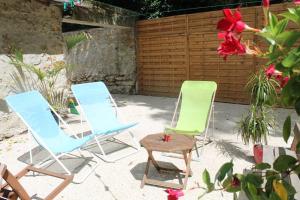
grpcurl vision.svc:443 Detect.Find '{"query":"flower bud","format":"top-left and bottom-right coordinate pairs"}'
top-left (262, 0), bottom-right (270, 8)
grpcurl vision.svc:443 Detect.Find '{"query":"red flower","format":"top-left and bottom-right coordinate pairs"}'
top-left (295, 0), bottom-right (300, 5)
top-left (265, 64), bottom-right (275, 78)
top-left (275, 74), bottom-right (289, 88)
top-left (279, 76), bottom-right (290, 88)
top-left (163, 134), bottom-right (171, 142)
top-left (275, 74), bottom-right (283, 81)
top-left (265, 64), bottom-right (290, 88)
top-left (231, 176), bottom-right (241, 188)
top-left (262, 0), bottom-right (270, 8)
top-left (217, 33), bottom-right (246, 60)
top-left (165, 189), bottom-right (184, 200)
top-left (217, 8), bottom-right (247, 33)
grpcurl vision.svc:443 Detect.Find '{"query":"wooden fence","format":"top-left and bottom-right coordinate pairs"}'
top-left (136, 3), bottom-right (290, 104)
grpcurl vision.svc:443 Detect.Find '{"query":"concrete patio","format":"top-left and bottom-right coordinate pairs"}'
top-left (0, 94), bottom-right (297, 200)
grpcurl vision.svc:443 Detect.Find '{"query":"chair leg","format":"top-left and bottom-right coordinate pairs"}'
top-left (27, 130), bottom-right (33, 165)
top-left (93, 132), bottom-right (140, 163)
top-left (51, 154), bottom-right (72, 175)
top-left (94, 136), bottom-right (114, 163)
top-left (194, 143), bottom-right (200, 158)
top-left (44, 150), bottom-right (100, 184)
top-left (129, 131), bottom-right (141, 150)
top-left (212, 105), bottom-right (215, 141)
top-left (71, 150), bottom-right (100, 184)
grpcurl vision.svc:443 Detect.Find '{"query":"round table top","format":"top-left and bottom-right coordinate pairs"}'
top-left (140, 133), bottom-right (196, 153)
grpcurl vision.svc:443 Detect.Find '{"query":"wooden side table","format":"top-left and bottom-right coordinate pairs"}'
top-left (140, 133), bottom-right (196, 189)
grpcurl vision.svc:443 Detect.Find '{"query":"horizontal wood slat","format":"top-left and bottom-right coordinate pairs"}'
top-left (136, 3), bottom-right (291, 104)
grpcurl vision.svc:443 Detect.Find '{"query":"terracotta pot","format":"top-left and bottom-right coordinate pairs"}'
top-left (253, 144), bottom-right (263, 164)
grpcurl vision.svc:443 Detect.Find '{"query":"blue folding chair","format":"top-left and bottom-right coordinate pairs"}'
top-left (5, 91), bottom-right (100, 183)
top-left (71, 81), bottom-right (140, 162)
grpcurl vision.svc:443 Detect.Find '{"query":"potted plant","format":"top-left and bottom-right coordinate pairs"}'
top-left (237, 69), bottom-right (278, 163)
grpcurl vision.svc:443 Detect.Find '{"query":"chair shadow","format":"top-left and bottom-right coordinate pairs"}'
top-left (31, 194), bottom-right (43, 200)
top-left (130, 161), bottom-right (185, 186)
top-left (83, 138), bottom-right (135, 155)
top-left (214, 140), bottom-right (254, 163)
top-left (17, 146), bottom-right (93, 174)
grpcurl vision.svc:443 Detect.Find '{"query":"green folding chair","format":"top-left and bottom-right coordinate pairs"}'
top-left (165, 81), bottom-right (217, 159)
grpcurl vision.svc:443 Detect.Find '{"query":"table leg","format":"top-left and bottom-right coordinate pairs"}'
top-left (183, 150), bottom-right (193, 176)
top-left (147, 150), bottom-right (161, 172)
top-left (182, 150), bottom-right (192, 189)
top-left (141, 149), bottom-right (193, 189)
top-left (140, 156), bottom-right (151, 188)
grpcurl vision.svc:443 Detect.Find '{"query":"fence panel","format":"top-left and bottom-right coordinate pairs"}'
top-left (136, 3), bottom-right (289, 103)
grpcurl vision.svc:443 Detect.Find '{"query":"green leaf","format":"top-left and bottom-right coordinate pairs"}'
top-left (296, 142), bottom-right (300, 154)
top-left (281, 10), bottom-right (300, 24)
top-left (269, 12), bottom-right (278, 30)
top-left (295, 98), bottom-right (300, 115)
top-left (257, 30), bottom-right (276, 45)
top-left (269, 192), bottom-right (281, 200)
top-left (275, 19), bottom-right (288, 35)
top-left (225, 184), bottom-right (241, 193)
top-left (268, 46), bottom-right (283, 61)
top-left (247, 183), bottom-right (259, 199)
top-left (215, 161), bottom-right (233, 182)
top-left (244, 174), bottom-right (263, 187)
top-left (14, 49), bottom-right (23, 62)
top-left (202, 169), bottom-right (211, 186)
top-left (65, 33), bottom-right (89, 51)
top-left (273, 155), bottom-right (297, 172)
top-left (282, 180), bottom-right (296, 196)
top-left (254, 163), bottom-right (271, 170)
top-left (288, 8), bottom-right (297, 15)
top-left (281, 79), bottom-right (296, 106)
top-left (294, 164), bottom-right (300, 174)
top-left (265, 173), bottom-right (278, 195)
top-left (202, 169), bottom-right (214, 193)
top-left (266, 170), bottom-right (279, 179)
top-left (276, 31), bottom-right (300, 47)
top-left (290, 79), bottom-right (300, 98)
top-left (282, 53), bottom-right (298, 68)
top-left (283, 116), bottom-right (291, 143)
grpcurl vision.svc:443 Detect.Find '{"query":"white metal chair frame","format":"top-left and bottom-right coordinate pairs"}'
top-left (18, 104), bottom-right (100, 184)
top-left (74, 92), bottom-right (140, 163)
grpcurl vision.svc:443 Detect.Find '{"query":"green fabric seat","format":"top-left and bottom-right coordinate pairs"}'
top-left (167, 81), bottom-right (217, 136)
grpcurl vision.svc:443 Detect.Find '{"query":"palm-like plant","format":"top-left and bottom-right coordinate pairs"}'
top-left (8, 50), bottom-right (69, 114)
top-left (65, 32), bottom-right (89, 52)
top-left (238, 69), bottom-right (278, 145)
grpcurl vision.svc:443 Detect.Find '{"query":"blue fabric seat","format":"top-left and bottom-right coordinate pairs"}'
top-left (71, 81), bottom-right (139, 162)
top-left (5, 91), bottom-right (100, 183)
top-left (6, 91), bottom-right (92, 155)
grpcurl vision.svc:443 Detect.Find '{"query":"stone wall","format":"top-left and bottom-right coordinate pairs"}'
top-left (65, 27), bottom-right (137, 94)
top-left (0, 0), bottom-right (65, 140)
top-left (70, 1), bottom-right (138, 28)
top-left (0, 0), bottom-right (64, 54)
top-left (0, 0), bottom-right (137, 140)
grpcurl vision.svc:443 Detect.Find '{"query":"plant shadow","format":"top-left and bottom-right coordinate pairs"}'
top-left (214, 140), bottom-right (254, 163)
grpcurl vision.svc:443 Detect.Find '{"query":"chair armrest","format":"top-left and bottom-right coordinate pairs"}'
top-left (0, 163), bottom-right (7, 179)
top-left (2, 165), bottom-right (73, 200)
top-left (0, 163), bottom-right (7, 189)
top-left (25, 166), bottom-right (73, 200)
